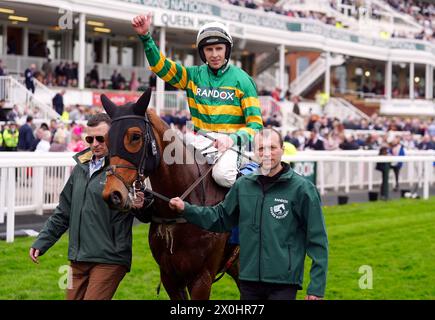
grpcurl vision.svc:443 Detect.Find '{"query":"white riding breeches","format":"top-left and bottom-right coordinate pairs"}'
top-left (185, 132), bottom-right (246, 188)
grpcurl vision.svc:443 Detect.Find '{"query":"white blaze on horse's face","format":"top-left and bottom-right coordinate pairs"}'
top-left (86, 123), bottom-right (110, 160)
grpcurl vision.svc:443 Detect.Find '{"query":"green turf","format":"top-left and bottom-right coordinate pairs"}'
top-left (0, 197), bottom-right (434, 300)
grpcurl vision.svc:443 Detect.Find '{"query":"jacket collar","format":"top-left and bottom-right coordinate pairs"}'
top-left (206, 63), bottom-right (231, 77)
top-left (73, 148), bottom-right (109, 171)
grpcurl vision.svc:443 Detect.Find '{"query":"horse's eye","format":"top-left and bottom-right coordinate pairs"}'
top-left (131, 133), bottom-right (141, 142)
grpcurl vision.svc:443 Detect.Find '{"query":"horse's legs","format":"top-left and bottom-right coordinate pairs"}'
top-left (160, 272), bottom-right (189, 300)
top-left (188, 271), bottom-right (213, 300)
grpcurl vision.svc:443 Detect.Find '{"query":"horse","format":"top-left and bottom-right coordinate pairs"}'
top-left (101, 89), bottom-right (240, 300)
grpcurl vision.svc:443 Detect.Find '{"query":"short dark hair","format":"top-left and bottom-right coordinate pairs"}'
top-left (254, 128), bottom-right (283, 147)
top-left (26, 115), bottom-right (33, 122)
top-left (87, 113), bottom-right (111, 127)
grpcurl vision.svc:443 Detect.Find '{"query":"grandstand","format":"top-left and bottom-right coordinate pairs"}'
top-left (0, 0), bottom-right (432, 125)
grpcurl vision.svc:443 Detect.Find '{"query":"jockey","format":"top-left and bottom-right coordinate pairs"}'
top-left (132, 14), bottom-right (263, 188)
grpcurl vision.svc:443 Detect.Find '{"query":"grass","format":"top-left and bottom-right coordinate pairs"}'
top-left (0, 197), bottom-right (434, 300)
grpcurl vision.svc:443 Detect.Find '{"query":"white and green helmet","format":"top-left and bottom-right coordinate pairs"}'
top-left (196, 22), bottom-right (233, 64)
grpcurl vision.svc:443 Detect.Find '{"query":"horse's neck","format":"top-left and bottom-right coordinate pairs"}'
top-left (148, 112), bottom-right (208, 202)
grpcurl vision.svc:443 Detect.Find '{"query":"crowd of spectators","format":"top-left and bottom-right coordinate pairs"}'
top-left (386, 0), bottom-right (435, 41)
top-left (279, 113), bottom-right (435, 151)
top-left (1, 100), bottom-right (435, 155)
top-left (223, 0), bottom-right (435, 42)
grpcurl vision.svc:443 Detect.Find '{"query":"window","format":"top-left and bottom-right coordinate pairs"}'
top-left (296, 57), bottom-right (309, 77)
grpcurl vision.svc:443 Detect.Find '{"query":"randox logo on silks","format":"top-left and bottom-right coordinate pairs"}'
top-left (270, 199), bottom-right (289, 219)
top-left (195, 87), bottom-right (235, 101)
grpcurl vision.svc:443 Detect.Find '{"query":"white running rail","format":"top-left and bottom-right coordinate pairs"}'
top-left (0, 150), bottom-right (434, 242)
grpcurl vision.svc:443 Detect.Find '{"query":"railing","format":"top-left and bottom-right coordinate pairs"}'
top-left (289, 54), bottom-right (345, 96)
top-left (0, 76), bottom-right (60, 120)
top-left (0, 150), bottom-right (434, 242)
top-left (326, 97), bottom-right (371, 120)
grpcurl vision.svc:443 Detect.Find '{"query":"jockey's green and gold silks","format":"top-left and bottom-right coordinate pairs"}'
top-left (139, 33), bottom-right (263, 145)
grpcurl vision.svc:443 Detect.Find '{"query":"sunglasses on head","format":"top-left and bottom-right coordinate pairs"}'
top-left (85, 135), bottom-right (105, 144)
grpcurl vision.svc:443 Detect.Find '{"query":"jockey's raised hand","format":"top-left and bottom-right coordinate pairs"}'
top-left (132, 13), bottom-right (152, 36)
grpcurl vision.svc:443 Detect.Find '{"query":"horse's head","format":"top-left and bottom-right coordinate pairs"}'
top-left (101, 88), bottom-right (160, 211)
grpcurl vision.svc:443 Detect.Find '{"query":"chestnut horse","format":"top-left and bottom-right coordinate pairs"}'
top-left (101, 89), bottom-right (239, 299)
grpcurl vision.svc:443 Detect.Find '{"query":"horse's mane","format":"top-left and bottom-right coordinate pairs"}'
top-left (146, 109), bottom-right (206, 167)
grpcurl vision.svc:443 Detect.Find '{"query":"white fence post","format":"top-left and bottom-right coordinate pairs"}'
top-left (345, 161), bottom-right (350, 194)
top-left (0, 167), bottom-right (6, 223)
top-left (33, 167), bottom-right (44, 215)
top-left (368, 162), bottom-right (373, 191)
top-left (6, 167), bottom-right (16, 243)
top-left (418, 161), bottom-right (423, 188)
top-left (334, 162), bottom-right (339, 192)
top-left (423, 161), bottom-right (430, 200)
top-left (318, 160), bottom-right (325, 195)
top-left (359, 161), bottom-right (364, 189)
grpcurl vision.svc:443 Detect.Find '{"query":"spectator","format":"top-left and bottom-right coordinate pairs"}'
top-left (389, 136), bottom-right (405, 192)
top-left (67, 130), bottom-right (86, 153)
top-left (30, 124), bottom-right (49, 151)
top-left (111, 70), bottom-right (119, 90)
top-left (0, 59), bottom-right (5, 76)
top-left (24, 64), bottom-right (36, 93)
top-left (49, 129), bottom-right (67, 152)
top-left (417, 134), bottom-right (435, 150)
top-left (35, 130), bottom-right (52, 152)
top-left (69, 104), bottom-right (85, 121)
top-left (89, 65), bottom-right (100, 88)
top-left (42, 59), bottom-right (53, 85)
top-left (0, 99), bottom-right (8, 121)
top-left (292, 96), bottom-right (301, 116)
top-left (305, 130), bottom-right (325, 150)
top-left (6, 105), bottom-right (20, 122)
top-left (52, 90), bottom-right (66, 115)
top-left (2, 123), bottom-right (19, 151)
top-left (375, 146), bottom-right (390, 200)
top-left (17, 116), bottom-right (35, 151)
top-left (339, 133), bottom-right (360, 150)
top-left (324, 132), bottom-right (340, 150)
top-left (129, 71), bottom-right (139, 91)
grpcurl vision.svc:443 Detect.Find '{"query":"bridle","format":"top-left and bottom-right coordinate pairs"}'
top-left (106, 114), bottom-right (159, 201)
top-left (106, 114), bottom-right (215, 206)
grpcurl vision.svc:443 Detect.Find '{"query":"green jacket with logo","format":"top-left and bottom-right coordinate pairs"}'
top-left (183, 167), bottom-right (329, 297)
top-left (32, 148), bottom-right (145, 270)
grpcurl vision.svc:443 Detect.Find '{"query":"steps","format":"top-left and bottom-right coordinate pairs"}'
top-left (0, 76), bottom-right (60, 120)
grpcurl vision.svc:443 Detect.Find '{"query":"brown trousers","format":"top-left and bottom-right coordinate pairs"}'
top-left (66, 261), bottom-right (127, 300)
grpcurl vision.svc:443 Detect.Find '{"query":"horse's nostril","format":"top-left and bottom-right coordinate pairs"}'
top-left (110, 191), bottom-right (123, 207)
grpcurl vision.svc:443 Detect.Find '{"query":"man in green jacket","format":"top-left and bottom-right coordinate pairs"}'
top-left (169, 128), bottom-right (328, 300)
top-left (29, 113), bottom-right (148, 300)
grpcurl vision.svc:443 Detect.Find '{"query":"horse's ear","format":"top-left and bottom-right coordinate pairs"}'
top-left (133, 88), bottom-right (152, 116)
top-left (101, 94), bottom-right (117, 118)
